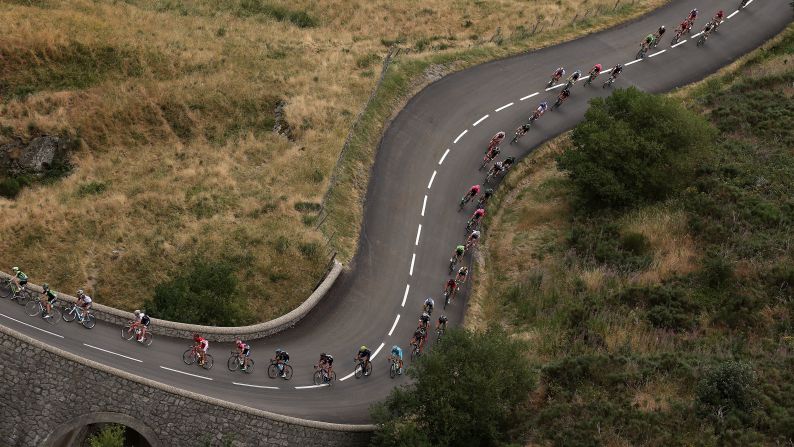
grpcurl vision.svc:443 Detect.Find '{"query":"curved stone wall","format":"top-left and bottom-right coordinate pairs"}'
top-left (0, 324), bottom-right (374, 447)
top-left (0, 260), bottom-right (343, 342)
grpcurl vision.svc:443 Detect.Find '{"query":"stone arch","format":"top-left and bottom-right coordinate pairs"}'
top-left (42, 411), bottom-right (161, 447)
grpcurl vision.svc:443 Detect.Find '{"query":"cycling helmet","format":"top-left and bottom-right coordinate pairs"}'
top-left (193, 333), bottom-right (201, 342)
top-left (439, 315), bottom-right (448, 322)
top-left (276, 348), bottom-right (283, 354)
top-left (659, 25), bottom-right (665, 31)
top-left (540, 101), bottom-right (548, 107)
top-left (360, 345), bottom-right (367, 351)
top-left (616, 64), bottom-right (624, 70)
top-left (717, 10), bottom-right (724, 16)
top-left (134, 309), bottom-right (141, 316)
top-left (11, 267), bottom-right (19, 272)
top-left (392, 345), bottom-right (399, 351)
top-left (496, 131), bottom-right (506, 138)
top-left (422, 312), bottom-right (429, 319)
top-left (42, 283), bottom-right (49, 291)
top-left (76, 289), bottom-right (84, 296)
top-left (485, 188), bottom-right (494, 195)
top-left (594, 63), bottom-right (602, 70)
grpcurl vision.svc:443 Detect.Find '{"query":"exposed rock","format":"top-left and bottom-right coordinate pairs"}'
top-left (273, 100), bottom-right (294, 141)
top-left (1, 135), bottom-right (66, 175)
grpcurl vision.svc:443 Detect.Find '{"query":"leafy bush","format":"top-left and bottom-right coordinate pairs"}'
top-left (557, 87), bottom-right (715, 210)
top-left (696, 360), bottom-right (757, 418)
top-left (0, 177), bottom-right (21, 199)
top-left (355, 53), bottom-right (381, 69)
top-left (236, 1), bottom-right (317, 28)
top-left (568, 218), bottom-right (652, 272)
top-left (144, 260), bottom-right (252, 325)
top-left (620, 283), bottom-right (700, 331)
top-left (88, 424), bottom-right (125, 447)
top-left (371, 327), bottom-right (534, 447)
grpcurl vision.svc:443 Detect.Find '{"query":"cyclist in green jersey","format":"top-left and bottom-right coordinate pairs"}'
top-left (40, 283), bottom-right (57, 317)
top-left (10, 267), bottom-right (28, 292)
top-left (644, 33), bottom-right (655, 49)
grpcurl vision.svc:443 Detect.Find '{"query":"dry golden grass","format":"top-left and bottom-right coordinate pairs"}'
top-left (0, 0), bottom-right (669, 320)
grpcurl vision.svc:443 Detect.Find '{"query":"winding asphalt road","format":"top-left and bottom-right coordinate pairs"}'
top-left (1, 0), bottom-right (791, 426)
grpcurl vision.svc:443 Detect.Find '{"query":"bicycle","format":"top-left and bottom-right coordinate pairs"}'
top-left (546, 71), bottom-right (563, 88)
top-left (61, 303), bottom-right (97, 329)
top-left (670, 27), bottom-right (686, 46)
top-left (120, 321), bottom-right (153, 346)
top-left (388, 356), bottom-right (403, 378)
top-left (739, 0), bottom-right (750, 9)
top-left (2, 278), bottom-right (32, 306)
top-left (267, 359), bottom-right (294, 380)
top-left (602, 75), bottom-right (618, 89)
top-left (479, 151), bottom-right (498, 170)
top-left (312, 365), bottom-right (337, 385)
top-left (227, 351), bottom-right (255, 373)
top-left (465, 217), bottom-right (480, 235)
top-left (510, 122), bottom-right (530, 145)
top-left (409, 339), bottom-right (422, 361)
top-left (636, 42), bottom-right (650, 60)
top-left (353, 358), bottom-right (373, 378)
top-left (182, 346), bottom-right (214, 370)
top-left (443, 287), bottom-right (456, 309)
top-left (458, 193), bottom-right (476, 211)
top-left (25, 298), bottom-right (61, 324)
top-left (697, 29), bottom-right (712, 46)
top-left (436, 326), bottom-right (446, 342)
top-left (550, 90), bottom-right (570, 111)
top-left (448, 253), bottom-right (463, 274)
top-left (584, 72), bottom-right (599, 86)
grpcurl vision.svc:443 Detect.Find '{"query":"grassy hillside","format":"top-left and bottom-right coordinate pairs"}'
top-left (473, 25), bottom-right (794, 445)
top-left (0, 0), bottom-right (666, 322)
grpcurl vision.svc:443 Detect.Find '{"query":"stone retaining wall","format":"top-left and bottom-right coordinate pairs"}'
top-left (0, 324), bottom-right (374, 447)
top-left (0, 260), bottom-right (343, 342)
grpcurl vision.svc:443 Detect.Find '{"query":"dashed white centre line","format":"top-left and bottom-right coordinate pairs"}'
top-left (409, 253), bottom-right (416, 276)
top-left (415, 224), bottom-right (422, 246)
top-left (692, 31), bottom-right (703, 38)
top-left (546, 83), bottom-right (564, 91)
top-left (649, 49), bottom-right (666, 58)
top-left (454, 130), bottom-right (468, 144)
top-left (388, 314), bottom-right (401, 336)
top-left (295, 384), bottom-right (329, 389)
top-left (339, 371), bottom-right (356, 382)
top-left (744, 0), bottom-right (754, 6)
top-left (671, 39), bottom-right (687, 48)
top-left (472, 114), bottom-right (489, 126)
top-left (421, 195), bottom-right (427, 216)
top-left (160, 366), bottom-right (212, 381)
top-left (233, 382), bottom-right (279, 390)
top-left (494, 102), bottom-right (514, 112)
top-left (371, 342), bottom-right (386, 361)
top-left (727, 10), bottom-right (739, 19)
top-left (84, 343), bottom-right (142, 363)
top-left (401, 284), bottom-right (409, 307)
top-left (0, 313), bottom-right (64, 338)
top-left (520, 92), bottom-right (539, 101)
top-left (438, 148), bottom-right (450, 165)
top-left (427, 170), bottom-right (436, 189)
top-left (625, 59), bottom-right (642, 66)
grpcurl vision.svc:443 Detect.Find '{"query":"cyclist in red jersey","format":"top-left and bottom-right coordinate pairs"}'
top-left (193, 334), bottom-right (209, 365)
top-left (469, 208), bottom-right (485, 224)
top-left (465, 184), bottom-right (480, 200)
top-left (487, 131), bottom-right (506, 152)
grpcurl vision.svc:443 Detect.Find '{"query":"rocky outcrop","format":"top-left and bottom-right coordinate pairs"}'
top-left (0, 135), bottom-right (66, 175)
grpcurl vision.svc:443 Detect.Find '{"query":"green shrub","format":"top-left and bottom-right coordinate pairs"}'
top-left (0, 177), bottom-right (22, 199)
top-left (88, 424), bottom-right (125, 447)
top-left (293, 201), bottom-right (321, 213)
top-left (557, 87), bottom-right (715, 210)
top-left (700, 251), bottom-right (734, 288)
top-left (620, 284), bottom-right (700, 331)
top-left (371, 327), bottom-right (534, 447)
top-left (76, 181), bottom-right (107, 197)
top-left (144, 259), bottom-right (252, 325)
top-left (355, 53), bottom-right (380, 69)
top-left (696, 360), bottom-right (757, 418)
top-left (298, 241), bottom-right (319, 258)
top-left (567, 218), bottom-right (652, 272)
top-left (236, 1), bottom-right (317, 28)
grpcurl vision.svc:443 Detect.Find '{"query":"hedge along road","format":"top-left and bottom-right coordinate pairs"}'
top-left (0, 0), bottom-right (790, 426)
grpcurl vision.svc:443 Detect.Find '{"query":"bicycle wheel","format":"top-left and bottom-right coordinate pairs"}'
top-left (267, 363), bottom-right (278, 379)
top-left (228, 355), bottom-right (241, 371)
top-left (444, 292), bottom-right (450, 309)
top-left (201, 354), bottom-right (214, 370)
top-left (82, 314), bottom-right (96, 329)
top-left (242, 358), bottom-right (254, 373)
top-left (45, 308), bottom-right (61, 325)
top-left (121, 325), bottom-right (135, 341)
top-left (25, 301), bottom-right (41, 317)
top-left (364, 361), bottom-right (372, 376)
top-left (183, 349), bottom-right (197, 365)
top-left (62, 307), bottom-right (76, 322)
top-left (697, 36), bottom-right (704, 46)
top-left (282, 364), bottom-right (293, 380)
top-left (15, 290), bottom-right (31, 306)
top-left (313, 370), bottom-right (324, 385)
top-left (0, 283), bottom-right (11, 299)
top-left (354, 362), bottom-right (364, 379)
top-left (389, 362), bottom-right (397, 379)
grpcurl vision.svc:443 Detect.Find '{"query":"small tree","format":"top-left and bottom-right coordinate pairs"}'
top-left (696, 360), bottom-right (757, 418)
top-left (371, 327), bottom-right (535, 447)
top-left (144, 260), bottom-right (252, 325)
top-left (87, 424), bottom-right (125, 447)
top-left (557, 87), bottom-right (715, 210)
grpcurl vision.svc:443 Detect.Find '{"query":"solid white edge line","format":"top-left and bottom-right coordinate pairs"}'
top-left (421, 195), bottom-right (427, 217)
top-left (409, 253), bottom-right (416, 276)
top-left (427, 170), bottom-right (436, 189)
top-left (295, 384), bottom-right (329, 389)
top-left (233, 382), bottom-right (279, 390)
top-left (692, 31), bottom-right (703, 38)
top-left (727, 10), bottom-right (739, 19)
top-left (83, 343), bottom-right (142, 363)
top-left (388, 314), bottom-right (401, 336)
top-left (339, 371), bottom-right (355, 381)
top-left (472, 114), bottom-right (489, 126)
top-left (671, 39), bottom-right (687, 48)
top-left (160, 366), bottom-right (213, 381)
top-left (371, 342), bottom-right (386, 361)
top-left (625, 59), bottom-right (642, 66)
top-left (415, 224), bottom-right (422, 246)
top-left (494, 102), bottom-right (514, 112)
top-left (0, 313), bottom-right (64, 338)
top-left (401, 284), bottom-right (409, 307)
top-left (520, 92), bottom-right (539, 101)
top-left (453, 129), bottom-right (467, 144)
top-left (438, 148), bottom-right (450, 165)
top-left (649, 49), bottom-right (666, 58)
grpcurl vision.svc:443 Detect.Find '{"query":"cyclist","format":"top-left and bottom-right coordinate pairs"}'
top-left (452, 244), bottom-right (465, 263)
top-left (456, 266), bottom-right (469, 287)
top-left (531, 101), bottom-right (549, 121)
top-left (554, 88), bottom-right (571, 108)
top-left (131, 310), bottom-right (151, 342)
top-left (487, 131), bottom-right (506, 152)
top-left (700, 20), bottom-right (716, 41)
top-left (423, 297), bottom-right (434, 315)
top-left (477, 188), bottom-right (494, 208)
top-left (388, 345), bottom-right (403, 374)
top-left (468, 207), bottom-right (485, 228)
top-left (642, 33), bottom-right (655, 50)
top-left (235, 337), bottom-right (252, 371)
top-left (462, 184), bottom-right (481, 204)
top-left (655, 25), bottom-right (666, 41)
top-left (355, 345), bottom-right (371, 376)
top-left (319, 352), bottom-right (334, 379)
top-left (10, 266), bottom-right (28, 292)
top-left (444, 278), bottom-right (457, 297)
top-left (76, 289), bottom-right (93, 321)
top-left (688, 8), bottom-right (698, 24)
top-left (40, 283), bottom-right (57, 318)
top-left (711, 10), bottom-right (724, 27)
top-left (587, 64), bottom-right (602, 82)
top-left (410, 328), bottom-right (424, 352)
top-left (549, 67), bottom-right (566, 85)
top-left (419, 311), bottom-right (431, 332)
top-left (487, 160), bottom-right (504, 179)
top-left (274, 348), bottom-right (290, 378)
top-left (502, 157), bottom-right (516, 173)
top-left (677, 19), bottom-right (692, 36)
top-left (193, 334), bottom-right (209, 366)
top-left (436, 315), bottom-right (449, 333)
top-left (564, 70), bottom-right (582, 89)
top-left (466, 229), bottom-right (481, 249)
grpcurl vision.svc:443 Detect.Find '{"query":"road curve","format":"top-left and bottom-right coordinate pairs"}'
top-left (0, 0), bottom-right (790, 426)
